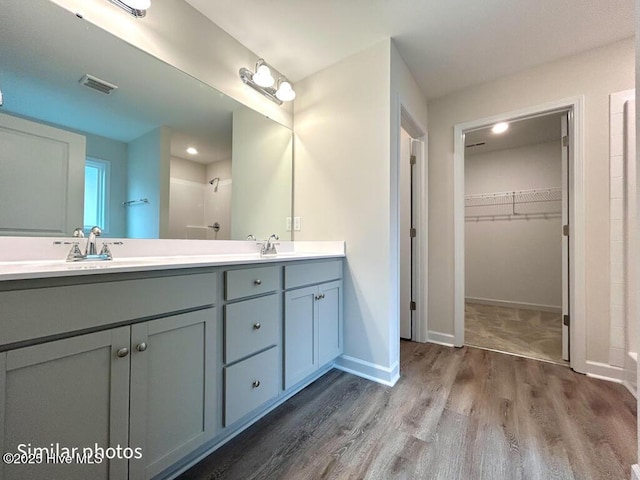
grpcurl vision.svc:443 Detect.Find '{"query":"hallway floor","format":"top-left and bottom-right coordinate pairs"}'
top-left (465, 302), bottom-right (565, 364)
top-left (179, 342), bottom-right (636, 480)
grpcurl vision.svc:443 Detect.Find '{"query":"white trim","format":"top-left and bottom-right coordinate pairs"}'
top-left (453, 96), bottom-right (586, 373)
top-left (585, 360), bottom-right (625, 383)
top-left (396, 100), bottom-right (428, 345)
top-left (631, 464), bottom-right (640, 480)
top-left (170, 177), bottom-right (232, 187)
top-left (465, 297), bottom-right (561, 313)
top-left (427, 331), bottom-right (455, 347)
top-left (334, 355), bottom-right (400, 386)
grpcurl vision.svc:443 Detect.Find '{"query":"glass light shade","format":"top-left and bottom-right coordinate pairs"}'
top-left (124, 0), bottom-right (151, 9)
top-left (491, 122), bottom-right (509, 134)
top-left (253, 65), bottom-right (275, 88)
top-left (276, 81), bottom-right (296, 102)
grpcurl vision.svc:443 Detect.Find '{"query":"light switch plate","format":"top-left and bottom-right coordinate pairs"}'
top-left (286, 217), bottom-right (292, 231)
top-left (293, 216), bottom-right (301, 231)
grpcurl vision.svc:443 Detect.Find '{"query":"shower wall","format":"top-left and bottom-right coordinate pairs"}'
top-left (168, 157), bottom-right (232, 240)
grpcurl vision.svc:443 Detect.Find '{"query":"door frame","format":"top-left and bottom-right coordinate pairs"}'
top-left (452, 96), bottom-right (586, 373)
top-left (393, 98), bottom-right (428, 345)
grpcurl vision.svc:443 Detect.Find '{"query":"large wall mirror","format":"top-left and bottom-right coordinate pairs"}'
top-left (0, 0), bottom-right (293, 241)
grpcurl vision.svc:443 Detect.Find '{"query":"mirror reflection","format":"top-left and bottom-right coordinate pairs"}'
top-left (0, 0), bottom-right (292, 241)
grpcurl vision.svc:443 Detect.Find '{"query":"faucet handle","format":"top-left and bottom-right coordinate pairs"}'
top-left (66, 243), bottom-right (84, 262)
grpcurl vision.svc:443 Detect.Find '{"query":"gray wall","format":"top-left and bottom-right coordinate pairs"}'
top-left (428, 38), bottom-right (634, 363)
top-left (465, 141), bottom-right (562, 309)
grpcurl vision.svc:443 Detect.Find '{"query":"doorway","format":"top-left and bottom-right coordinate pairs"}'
top-left (453, 97), bottom-right (586, 372)
top-left (463, 112), bottom-right (568, 364)
top-left (398, 108), bottom-right (427, 343)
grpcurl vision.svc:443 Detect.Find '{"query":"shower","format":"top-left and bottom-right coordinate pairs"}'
top-left (209, 177), bottom-right (220, 192)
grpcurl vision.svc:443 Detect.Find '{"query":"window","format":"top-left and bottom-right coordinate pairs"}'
top-left (84, 157), bottom-right (109, 232)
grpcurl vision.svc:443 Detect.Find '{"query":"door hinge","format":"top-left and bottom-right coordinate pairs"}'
top-left (410, 155), bottom-right (416, 165)
top-left (563, 224), bottom-right (569, 237)
top-left (410, 228), bottom-right (417, 238)
top-left (563, 314), bottom-right (570, 327)
top-left (410, 301), bottom-right (416, 311)
top-left (562, 135), bottom-right (569, 147)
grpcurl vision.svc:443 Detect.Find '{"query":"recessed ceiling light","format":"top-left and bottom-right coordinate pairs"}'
top-left (186, 147), bottom-right (198, 155)
top-left (491, 122), bottom-right (509, 134)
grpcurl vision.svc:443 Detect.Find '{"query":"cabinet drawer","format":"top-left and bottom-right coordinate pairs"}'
top-left (224, 347), bottom-right (279, 426)
top-left (225, 266), bottom-right (280, 301)
top-left (224, 294), bottom-right (280, 364)
top-left (284, 260), bottom-right (342, 290)
top-left (0, 271), bottom-right (217, 347)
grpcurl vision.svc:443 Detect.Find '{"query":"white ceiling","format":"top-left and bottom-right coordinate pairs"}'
top-left (465, 112), bottom-right (563, 155)
top-left (184, 0), bottom-right (634, 100)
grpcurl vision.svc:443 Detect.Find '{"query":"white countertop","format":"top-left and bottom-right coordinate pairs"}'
top-left (0, 239), bottom-right (345, 282)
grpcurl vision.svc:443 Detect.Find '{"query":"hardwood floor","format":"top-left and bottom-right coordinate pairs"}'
top-left (179, 342), bottom-right (637, 480)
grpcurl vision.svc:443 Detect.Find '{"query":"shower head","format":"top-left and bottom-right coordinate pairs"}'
top-left (209, 177), bottom-right (220, 192)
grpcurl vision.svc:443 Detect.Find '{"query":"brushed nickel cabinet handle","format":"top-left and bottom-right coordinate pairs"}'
top-left (116, 347), bottom-right (129, 358)
top-left (136, 342), bottom-right (148, 352)
top-left (254, 279), bottom-right (262, 285)
top-left (252, 380), bottom-right (261, 388)
top-left (253, 323), bottom-right (261, 330)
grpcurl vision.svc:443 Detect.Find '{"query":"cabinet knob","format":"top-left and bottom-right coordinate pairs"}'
top-left (315, 295), bottom-right (320, 301)
top-left (116, 347), bottom-right (129, 358)
top-left (320, 293), bottom-right (326, 299)
top-left (253, 323), bottom-right (261, 330)
top-left (252, 380), bottom-right (261, 388)
top-left (136, 342), bottom-right (148, 352)
top-left (254, 279), bottom-right (262, 286)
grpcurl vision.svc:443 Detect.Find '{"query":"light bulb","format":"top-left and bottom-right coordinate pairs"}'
top-left (125, 0), bottom-right (151, 9)
top-left (491, 122), bottom-right (509, 134)
top-left (253, 65), bottom-right (275, 88)
top-left (276, 81), bottom-right (296, 102)
top-left (186, 147), bottom-right (198, 155)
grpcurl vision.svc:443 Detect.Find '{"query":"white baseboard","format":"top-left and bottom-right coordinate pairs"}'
top-left (585, 360), bottom-right (624, 383)
top-left (427, 331), bottom-right (455, 347)
top-left (624, 351), bottom-right (638, 399)
top-left (631, 464), bottom-right (640, 480)
top-left (465, 297), bottom-right (562, 313)
top-left (334, 355), bottom-right (400, 387)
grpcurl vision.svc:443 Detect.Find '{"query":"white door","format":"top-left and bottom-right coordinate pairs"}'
top-left (400, 129), bottom-right (413, 339)
top-left (0, 112), bottom-right (85, 236)
top-left (561, 113), bottom-right (570, 361)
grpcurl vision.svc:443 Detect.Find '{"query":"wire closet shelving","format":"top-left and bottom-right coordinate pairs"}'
top-left (465, 187), bottom-right (562, 219)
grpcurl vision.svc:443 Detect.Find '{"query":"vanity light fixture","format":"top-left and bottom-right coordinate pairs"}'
top-left (186, 147), bottom-right (198, 155)
top-left (107, 0), bottom-right (150, 18)
top-left (491, 122), bottom-right (509, 134)
top-left (239, 58), bottom-right (295, 106)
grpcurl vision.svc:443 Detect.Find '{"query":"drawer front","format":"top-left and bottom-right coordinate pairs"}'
top-left (224, 347), bottom-right (279, 426)
top-left (224, 294), bottom-right (280, 364)
top-left (0, 271), bottom-right (217, 347)
top-left (225, 266), bottom-right (280, 301)
top-left (284, 260), bottom-right (343, 290)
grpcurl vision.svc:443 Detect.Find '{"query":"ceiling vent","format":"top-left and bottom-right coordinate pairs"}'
top-left (79, 74), bottom-right (118, 95)
top-left (465, 142), bottom-right (486, 149)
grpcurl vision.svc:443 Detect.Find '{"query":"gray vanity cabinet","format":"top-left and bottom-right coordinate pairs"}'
top-left (129, 309), bottom-right (217, 480)
top-left (0, 327), bottom-right (131, 480)
top-left (284, 261), bottom-right (343, 390)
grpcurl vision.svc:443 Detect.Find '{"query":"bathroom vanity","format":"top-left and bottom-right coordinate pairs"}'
top-left (0, 244), bottom-right (344, 480)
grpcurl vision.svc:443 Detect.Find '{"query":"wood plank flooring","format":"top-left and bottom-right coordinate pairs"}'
top-left (178, 342), bottom-right (637, 480)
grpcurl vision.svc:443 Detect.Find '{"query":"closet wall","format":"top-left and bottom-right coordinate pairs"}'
top-left (465, 140), bottom-right (562, 311)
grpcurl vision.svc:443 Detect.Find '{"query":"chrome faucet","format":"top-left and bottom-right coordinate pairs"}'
top-left (85, 226), bottom-right (102, 256)
top-left (56, 226), bottom-right (121, 262)
top-left (260, 234), bottom-right (279, 256)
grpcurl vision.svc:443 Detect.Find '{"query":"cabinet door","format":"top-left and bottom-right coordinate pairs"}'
top-left (0, 327), bottom-right (130, 480)
top-left (129, 308), bottom-right (217, 480)
top-left (318, 280), bottom-right (343, 367)
top-left (284, 286), bottom-right (318, 389)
